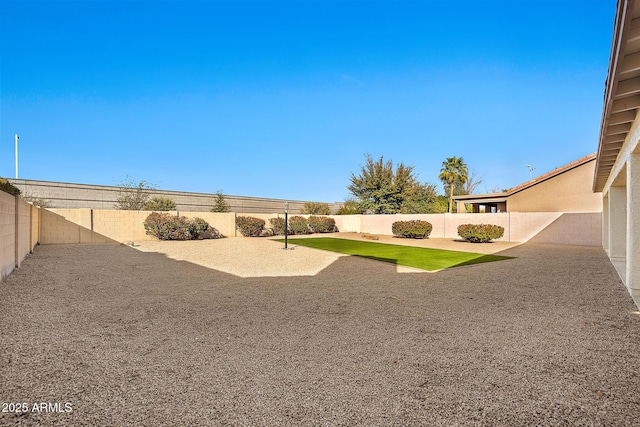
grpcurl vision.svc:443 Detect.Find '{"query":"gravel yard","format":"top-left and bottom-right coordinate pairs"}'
top-left (1, 238), bottom-right (639, 426)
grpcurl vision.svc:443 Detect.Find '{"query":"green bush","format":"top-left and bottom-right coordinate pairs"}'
top-left (289, 216), bottom-right (310, 235)
top-left (300, 202), bottom-right (331, 215)
top-left (191, 217), bottom-right (209, 237)
top-left (0, 178), bottom-right (21, 196)
top-left (144, 196), bottom-right (176, 211)
top-left (392, 220), bottom-right (433, 239)
top-left (308, 216), bottom-right (336, 233)
top-left (143, 213), bottom-right (222, 240)
top-left (269, 217), bottom-right (286, 235)
top-left (335, 198), bottom-right (365, 215)
top-left (236, 216), bottom-right (265, 237)
top-left (457, 224), bottom-right (504, 243)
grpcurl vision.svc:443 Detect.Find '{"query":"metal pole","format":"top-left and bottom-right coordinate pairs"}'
top-left (284, 202), bottom-right (289, 249)
top-left (15, 134), bottom-right (19, 179)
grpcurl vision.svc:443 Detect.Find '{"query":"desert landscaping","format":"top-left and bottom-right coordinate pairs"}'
top-left (1, 238), bottom-right (639, 425)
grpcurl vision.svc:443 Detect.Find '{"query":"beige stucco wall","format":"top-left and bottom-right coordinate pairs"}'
top-left (43, 209), bottom-right (238, 243)
top-left (508, 160), bottom-right (602, 212)
top-left (0, 191), bottom-right (16, 279)
top-left (331, 212), bottom-right (601, 245)
top-left (1, 193), bottom-right (40, 281)
top-left (16, 198), bottom-right (32, 268)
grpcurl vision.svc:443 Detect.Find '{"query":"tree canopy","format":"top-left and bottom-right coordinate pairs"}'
top-left (144, 196), bottom-right (176, 211)
top-left (300, 202), bottom-right (331, 215)
top-left (115, 176), bottom-right (156, 210)
top-left (211, 190), bottom-right (231, 212)
top-left (348, 154), bottom-right (417, 214)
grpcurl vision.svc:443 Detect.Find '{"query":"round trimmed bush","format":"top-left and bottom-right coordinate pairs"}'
top-left (288, 216), bottom-right (310, 235)
top-left (144, 213), bottom-right (221, 240)
top-left (269, 217), bottom-right (286, 235)
top-left (236, 216), bottom-right (265, 237)
top-left (307, 216), bottom-right (336, 233)
top-left (392, 220), bottom-right (432, 239)
top-left (457, 224), bottom-right (504, 243)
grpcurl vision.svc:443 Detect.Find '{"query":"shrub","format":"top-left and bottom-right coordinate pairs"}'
top-left (269, 217), bottom-right (286, 235)
top-left (191, 217), bottom-right (209, 238)
top-left (143, 213), bottom-right (222, 240)
top-left (308, 216), bottom-right (336, 233)
top-left (457, 224), bottom-right (504, 243)
top-left (22, 193), bottom-right (51, 207)
top-left (300, 202), bottom-right (331, 215)
top-left (236, 216), bottom-right (265, 237)
top-left (288, 216), bottom-right (310, 235)
top-left (392, 220), bottom-right (433, 239)
top-left (0, 178), bottom-right (21, 196)
top-left (335, 198), bottom-right (365, 215)
top-left (144, 196), bottom-right (176, 211)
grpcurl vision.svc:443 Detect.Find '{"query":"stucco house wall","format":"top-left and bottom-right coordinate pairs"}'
top-left (508, 160), bottom-right (602, 212)
top-left (454, 155), bottom-right (602, 213)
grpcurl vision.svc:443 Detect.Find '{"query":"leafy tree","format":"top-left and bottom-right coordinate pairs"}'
top-left (144, 196), bottom-right (176, 211)
top-left (401, 182), bottom-right (442, 214)
top-left (439, 156), bottom-right (468, 213)
top-left (211, 190), bottom-right (231, 212)
top-left (115, 176), bottom-right (156, 210)
top-left (335, 198), bottom-right (365, 215)
top-left (300, 201), bottom-right (331, 215)
top-left (348, 154), bottom-right (417, 214)
top-left (433, 195), bottom-right (450, 213)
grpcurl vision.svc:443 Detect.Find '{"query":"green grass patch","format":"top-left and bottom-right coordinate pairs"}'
top-left (275, 237), bottom-right (514, 271)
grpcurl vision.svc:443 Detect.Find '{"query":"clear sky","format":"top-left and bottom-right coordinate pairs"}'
top-left (1, 0), bottom-right (616, 202)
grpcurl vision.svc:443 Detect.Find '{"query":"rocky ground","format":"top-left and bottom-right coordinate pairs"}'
top-left (1, 238), bottom-right (639, 426)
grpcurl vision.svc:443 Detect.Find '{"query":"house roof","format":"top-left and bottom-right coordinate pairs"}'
top-left (453, 153), bottom-right (596, 202)
top-left (594, 0), bottom-right (640, 192)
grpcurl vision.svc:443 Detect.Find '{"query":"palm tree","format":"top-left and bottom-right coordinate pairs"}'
top-left (439, 156), bottom-right (468, 213)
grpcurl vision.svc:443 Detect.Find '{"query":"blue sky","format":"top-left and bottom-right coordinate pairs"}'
top-left (1, 0), bottom-right (615, 202)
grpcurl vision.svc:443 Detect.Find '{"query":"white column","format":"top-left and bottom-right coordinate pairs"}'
top-left (609, 185), bottom-right (627, 262)
top-left (627, 153), bottom-right (640, 291)
top-left (603, 193), bottom-right (610, 253)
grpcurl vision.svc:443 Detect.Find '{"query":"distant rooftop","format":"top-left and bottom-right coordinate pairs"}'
top-left (454, 153), bottom-right (597, 201)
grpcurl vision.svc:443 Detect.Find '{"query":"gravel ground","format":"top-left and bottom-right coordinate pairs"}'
top-left (133, 233), bottom-right (521, 277)
top-left (1, 238), bottom-right (639, 426)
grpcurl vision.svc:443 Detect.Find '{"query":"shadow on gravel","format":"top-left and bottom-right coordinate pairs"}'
top-left (1, 243), bottom-right (639, 426)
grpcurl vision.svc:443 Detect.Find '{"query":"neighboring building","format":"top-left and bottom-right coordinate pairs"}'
top-left (454, 154), bottom-right (602, 213)
top-left (594, 0), bottom-right (640, 304)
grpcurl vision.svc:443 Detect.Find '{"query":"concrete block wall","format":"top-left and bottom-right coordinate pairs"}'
top-left (1, 193), bottom-right (40, 281)
top-left (9, 179), bottom-right (342, 214)
top-left (17, 198), bottom-right (32, 268)
top-left (43, 209), bottom-right (238, 243)
top-left (332, 213), bottom-right (512, 241)
top-left (331, 212), bottom-right (601, 245)
top-left (30, 205), bottom-right (40, 251)
top-left (1, 191), bottom-right (16, 279)
top-left (508, 212), bottom-right (562, 242)
top-left (527, 213), bottom-right (602, 246)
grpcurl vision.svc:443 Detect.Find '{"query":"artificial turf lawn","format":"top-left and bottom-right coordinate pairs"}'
top-left (275, 237), bottom-right (514, 271)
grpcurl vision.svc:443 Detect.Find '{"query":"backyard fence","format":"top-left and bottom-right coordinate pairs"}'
top-left (0, 193), bottom-right (602, 281)
top-left (1, 192), bottom-right (39, 280)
